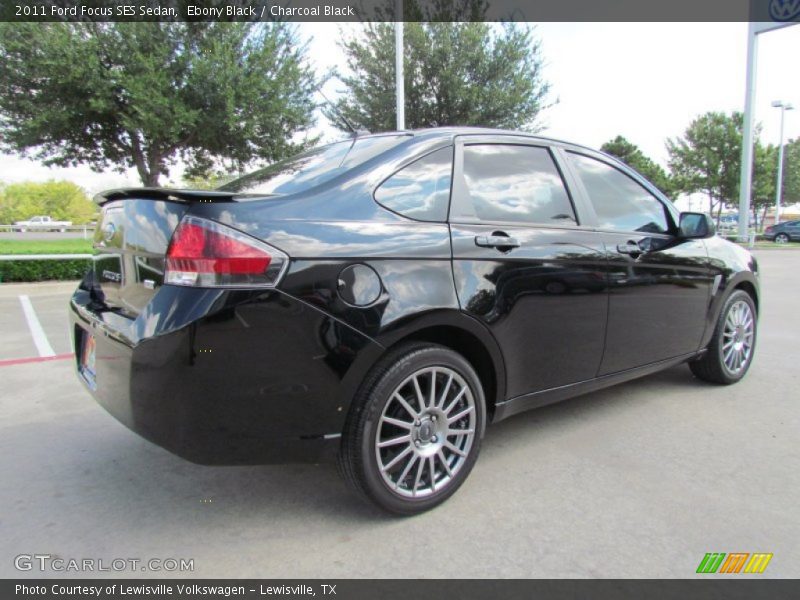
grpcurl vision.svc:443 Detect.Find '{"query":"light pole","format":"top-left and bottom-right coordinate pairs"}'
top-left (771, 101), bottom-right (794, 226)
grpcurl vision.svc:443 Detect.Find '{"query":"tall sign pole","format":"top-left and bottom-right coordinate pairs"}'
top-left (737, 22), bottom-right (798, 242)
top-left (395, 0), bottom-right (405, 131)
top-left (737, 23), bottom-right (759, 242)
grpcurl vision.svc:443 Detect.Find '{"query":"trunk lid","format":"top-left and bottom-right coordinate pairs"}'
top-left (91, 189), bottom-right (234, 316)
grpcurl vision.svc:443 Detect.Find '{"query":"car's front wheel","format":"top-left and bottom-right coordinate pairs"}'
top-left (690, 290), bottom-right (757, 384)
top-left (339, 342), bottom-right (485, 515)
top-left (775, 233), bottom-right (790, 244)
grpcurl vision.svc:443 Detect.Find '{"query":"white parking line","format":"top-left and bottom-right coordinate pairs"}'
top-left (18, 295), bottom-right (55, 357)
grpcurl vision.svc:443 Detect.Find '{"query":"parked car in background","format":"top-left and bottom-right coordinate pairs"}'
top-left (764, 220), bottom-right (800, 243)
top-left (13, 215), bottom-right (72, 232)
top-left (70, 128), bottom-right (760, 514)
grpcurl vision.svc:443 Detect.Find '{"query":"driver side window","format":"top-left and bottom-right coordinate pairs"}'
top-left (568, 152), bottom-right (670, 234)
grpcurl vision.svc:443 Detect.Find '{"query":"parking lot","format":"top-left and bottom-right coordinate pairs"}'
top-left (0, 250), bottom-right (798, 579)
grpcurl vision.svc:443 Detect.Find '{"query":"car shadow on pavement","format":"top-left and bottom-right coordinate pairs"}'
top-left (2, 362), bottom-right (719, 552)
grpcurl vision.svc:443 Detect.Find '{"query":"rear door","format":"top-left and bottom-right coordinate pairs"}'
top-left (449, 136), bottom-right (609, 399)
top-left (562, 150), bottom-right (714, 374)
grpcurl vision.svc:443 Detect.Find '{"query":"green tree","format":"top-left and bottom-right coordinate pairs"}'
top-left (0, 181), bottom-right (96, 224)
top-left (781, 137), bottom-right (800, 205)
top-left (600, 136), bottom-right (675, 198)
top-left (751, 143), bottom-right (778, 230)
top-left (328, 21), bottom-right (553, 132)
top-left (667, 112), bottom-right (746, 223)
top-left (0, 23), bottom-right (318, 186)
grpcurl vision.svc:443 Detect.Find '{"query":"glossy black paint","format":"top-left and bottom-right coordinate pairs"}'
top-left (70, 127), bottom-right (759, 465)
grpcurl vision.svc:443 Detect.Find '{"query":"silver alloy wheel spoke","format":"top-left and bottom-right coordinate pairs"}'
top-left (414, 375), bottom-right (428, 411)
top-left (375, 365), bottom-right (477, 498)
top-left (392, 393), bottom-right (418, 420)
top-left (381, 416), bottom-right (413, 430)
top-left (377, 434), bottom-right (411, 448)
top-left (721, 300), bottom-right (755, 375)
top-left (396, 454), bottom-right (418, 489)
top-left (437, 374), bottom-right (453, 410)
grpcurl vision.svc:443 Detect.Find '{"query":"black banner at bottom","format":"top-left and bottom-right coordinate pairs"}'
top-left (4, 579), bottom-right (800, 600)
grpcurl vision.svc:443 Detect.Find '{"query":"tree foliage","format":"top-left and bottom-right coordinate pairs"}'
top-left (0, 22), bottom-right (318, 186)
top-left (782, 137), bottom-right (800, 205)
top-left (666, 111), bottom-right (784, 228)
top-left (600, 136), bottom-right (675, 198)
top-left (750, 143), bottom-right (778, 229)
top-left (328, 21), bottom-right (553, 132)
top-left (0, 181), bottom-right (96, 224)
top-left (666, 112), bottom-right (744, 220)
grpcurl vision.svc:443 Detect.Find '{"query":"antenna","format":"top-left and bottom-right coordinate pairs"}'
top-left (319, 88), bottom-right (368, 137)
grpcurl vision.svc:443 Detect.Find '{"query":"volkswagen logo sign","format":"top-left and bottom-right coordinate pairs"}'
top-left (770, 0), bottom-right (800, 21)
top-left (102, 222), bottom-right (116, 242)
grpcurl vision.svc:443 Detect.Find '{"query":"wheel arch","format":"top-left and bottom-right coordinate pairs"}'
top-left (345, 310), bottom-right (507, 422)
top-left (733, 279), bottom-right (759, 314)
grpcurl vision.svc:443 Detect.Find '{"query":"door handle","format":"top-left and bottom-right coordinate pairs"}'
top-left (616, 241), bottom-right (642, 257)
top-left (475, 235), bottom-right (521, 249)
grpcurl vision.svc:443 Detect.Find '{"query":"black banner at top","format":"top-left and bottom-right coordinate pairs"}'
top-left (2, 0), bottom-right (800, 23)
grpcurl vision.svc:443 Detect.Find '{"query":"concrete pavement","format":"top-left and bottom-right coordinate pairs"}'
top-left (0, 251), bottom-right (797, 578)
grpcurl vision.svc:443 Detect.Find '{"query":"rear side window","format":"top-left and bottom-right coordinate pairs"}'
top-left (568, 152), bottom-right (670, 234)
top-left (457, 144), bottom-right (576, 224)
top-left (220, 135), bottom-right (410, 195)
top-left (374, 146), bottom-right (453, 221)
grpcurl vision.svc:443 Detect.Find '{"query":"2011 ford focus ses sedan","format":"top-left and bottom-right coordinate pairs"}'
top-left (70, 128), bottom-right (759, 514)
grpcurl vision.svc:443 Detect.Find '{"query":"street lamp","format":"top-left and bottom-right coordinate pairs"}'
top-left (771, 100), bottom-right (794, 226)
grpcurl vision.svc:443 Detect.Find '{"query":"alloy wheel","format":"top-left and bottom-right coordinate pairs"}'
top-left (374, 366), bottom-right (476, 498)
top-left (721, 300), bottom-right (755, 375)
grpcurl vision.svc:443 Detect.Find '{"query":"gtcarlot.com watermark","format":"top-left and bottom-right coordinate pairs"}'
top-left (14, 554), bottom-right (194, 573)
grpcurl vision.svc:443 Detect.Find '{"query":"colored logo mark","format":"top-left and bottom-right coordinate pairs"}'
top-left (769, 0), bottom-right (800, 21)
top-left (696, 553), bottom-right (773, 574)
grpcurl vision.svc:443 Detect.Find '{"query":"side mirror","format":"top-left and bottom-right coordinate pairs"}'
top-left (679, 212), bottom-right (715, 239)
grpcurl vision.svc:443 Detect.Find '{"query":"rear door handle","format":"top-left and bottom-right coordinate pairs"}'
top-left (475, 235), bottom-right (521, 249)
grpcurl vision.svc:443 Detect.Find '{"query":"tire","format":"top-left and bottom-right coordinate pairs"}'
top-left (339, 342), bottom-right (486, 515)
top-left (775, 233), bottom-right (790, 244)
top-left (689, 290), bottom-right (757, 384)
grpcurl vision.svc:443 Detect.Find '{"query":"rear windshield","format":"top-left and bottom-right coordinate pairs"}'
top-left (220, 135), bottom-right (410, 195)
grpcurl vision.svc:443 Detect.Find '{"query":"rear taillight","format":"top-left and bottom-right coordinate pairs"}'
top-left (165, 216), bottom-right (288, 288)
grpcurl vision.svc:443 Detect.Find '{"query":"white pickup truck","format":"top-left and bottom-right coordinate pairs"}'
top-left (13, 215), bottom-right (73, 232)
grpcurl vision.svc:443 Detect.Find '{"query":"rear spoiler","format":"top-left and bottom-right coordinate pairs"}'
top-left (93, 188), bottom-right (241, 206)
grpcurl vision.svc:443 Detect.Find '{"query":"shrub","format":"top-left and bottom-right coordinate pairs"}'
top-left (0, 258), bottom-right (90, 282)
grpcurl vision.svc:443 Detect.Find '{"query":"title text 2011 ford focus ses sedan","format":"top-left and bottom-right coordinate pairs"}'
top-left (70, 128), bottom-right (759, 514)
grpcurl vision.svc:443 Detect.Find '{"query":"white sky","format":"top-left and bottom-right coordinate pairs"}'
top-left (0, 22), bottom-right (798, 195)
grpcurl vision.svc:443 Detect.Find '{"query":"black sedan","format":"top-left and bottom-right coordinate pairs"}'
top-left (70, 128), bottom-right (759, 514)
top-left (764, 220), bottom-right (800, 243)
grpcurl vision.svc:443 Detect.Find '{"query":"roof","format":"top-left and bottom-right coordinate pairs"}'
top-left (356, 126), bottom-right (601, 156)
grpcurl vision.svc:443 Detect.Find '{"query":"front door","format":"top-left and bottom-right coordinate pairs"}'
top-left (563, 151), bottom-right (713, 374)
top-left (449, 139), bottom-right (609, 399)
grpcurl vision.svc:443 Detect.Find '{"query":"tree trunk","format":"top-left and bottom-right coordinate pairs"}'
top-left (129, 132), bottom-right (161, 187)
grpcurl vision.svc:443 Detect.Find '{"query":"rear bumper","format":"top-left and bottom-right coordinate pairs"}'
top-left (69, 282), bottom-right (382, 465)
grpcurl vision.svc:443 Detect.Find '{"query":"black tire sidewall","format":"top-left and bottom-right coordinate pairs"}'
top-left (357, 345), bottom-right (486, 515)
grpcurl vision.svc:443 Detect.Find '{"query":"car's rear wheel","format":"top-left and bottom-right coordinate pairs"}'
top-left (689, 290), bottom-right (757, 384)
top-left (775, 233), bottom-right (790, 244)
top-left (339, 342), bottom-right (485, 515)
